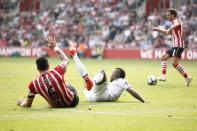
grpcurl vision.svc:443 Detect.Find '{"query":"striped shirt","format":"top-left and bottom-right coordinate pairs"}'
top-left (28, 62), bottom-right (74, 108)
top-left (171, 18), bottom-right (184, 48)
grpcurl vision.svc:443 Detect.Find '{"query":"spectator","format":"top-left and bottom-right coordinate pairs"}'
top-left (0, 0), bottom-right (197, 49)
top-left (153, 35), bottom-right (169, 48)
top-left (91, 44), bottom-right (104, 59)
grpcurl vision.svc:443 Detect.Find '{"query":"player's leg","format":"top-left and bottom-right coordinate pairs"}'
top-left (84, 70), bottom-right (108, 101)
top-left (67, 84), bottom-right (79, 107)
top-left (157, 52), bottom-right (171, 81)
top-left (172, 57), bottom-right (192, 86)
top-left (171, 48), bottom-right (192, 87)
top-left (92, 70), bottom-right (109, 101)
top-left (93, 70), bottom-right (107, 94)
top-left (69, 42), bottom-right (93, 90)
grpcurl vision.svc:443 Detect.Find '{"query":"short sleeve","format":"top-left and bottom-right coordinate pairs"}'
top-left (173, 19), bottom-right (180, 26)
top-left (54, 64), bottom-right (67, 76)
top-left (122, 79), bottom-right (132, 90)
top-left (28, 81), bottom-right (37, 95)
top-left (56, 60), bottom-right (68, 75)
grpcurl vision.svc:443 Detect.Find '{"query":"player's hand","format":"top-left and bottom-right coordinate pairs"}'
top-left (46, 35), bottom-right (56, 49)
top-left (152, 27), bottom-right (158, 31)
top-left (17, 98), bottom-right (26, 107)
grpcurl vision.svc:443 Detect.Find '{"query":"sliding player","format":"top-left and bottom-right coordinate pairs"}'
top-left (152, 8), bottom-right (192, 86)
top-left (69, 41), bottom-right (147, 102)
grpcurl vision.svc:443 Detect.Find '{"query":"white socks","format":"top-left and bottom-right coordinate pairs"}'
top-left (72, 54), bottom-right (87, 77)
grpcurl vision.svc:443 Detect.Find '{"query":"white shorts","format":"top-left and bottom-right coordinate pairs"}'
top-left (84, 82), bottom-right (114, 102)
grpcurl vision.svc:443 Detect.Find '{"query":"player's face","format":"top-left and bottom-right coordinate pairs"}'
top-left (110, 69), bottom-right (119, 82)
top-left (166, 11), bottom-right (172, 21)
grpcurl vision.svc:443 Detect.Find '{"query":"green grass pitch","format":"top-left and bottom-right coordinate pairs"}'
top-left (0, 57), bottom-right (196, 131)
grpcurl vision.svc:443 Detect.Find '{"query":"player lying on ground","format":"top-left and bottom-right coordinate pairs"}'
top-left (152, 8), bottom-right (192, 87)
top-left (17, 36), bottom-right (79, 108)
top-left (69, 41), bottom-right (147, 102)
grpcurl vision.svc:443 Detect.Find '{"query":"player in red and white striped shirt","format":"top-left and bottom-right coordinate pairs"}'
top-left (153, 8), bottom-right (192, 87)
top-left (17, 36), bottom-right (79, 108)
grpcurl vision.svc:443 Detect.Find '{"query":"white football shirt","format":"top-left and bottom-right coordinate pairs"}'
top-left (107, 78), bottom-right (132, 101)
top-left (84, 78), bottom-right (132, 102)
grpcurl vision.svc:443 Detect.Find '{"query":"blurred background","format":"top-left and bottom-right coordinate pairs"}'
top-left (0, 0), bottom-right (197, 59)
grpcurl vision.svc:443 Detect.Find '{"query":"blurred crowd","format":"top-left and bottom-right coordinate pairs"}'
top-left (0, 0), bottom-right (197, 52)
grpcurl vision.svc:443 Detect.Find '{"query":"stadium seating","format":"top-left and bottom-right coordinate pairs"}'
top-left (0, 0), bottom-right (197, 50)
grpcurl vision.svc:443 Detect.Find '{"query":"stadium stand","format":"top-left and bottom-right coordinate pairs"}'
top-left (0, 0), bottom-right (197, 50)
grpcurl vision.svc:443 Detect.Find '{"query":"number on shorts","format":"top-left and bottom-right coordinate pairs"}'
top-left (172, 49), bottom-right (176, 57)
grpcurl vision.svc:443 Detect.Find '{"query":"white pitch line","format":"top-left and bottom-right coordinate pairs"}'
top-left (1, 107), bottom-right (196, 121)
top-left (104, 109), bottom-right (197, 116)
top-left (75, 110), bottom-right (197, 121)
top-left (83, 99), bottom-right (197, 107)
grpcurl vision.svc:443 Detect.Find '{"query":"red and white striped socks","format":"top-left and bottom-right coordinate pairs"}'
top-left (161, 61), bottom-right (167, 76)
top-left (173, 64), bottom-right (188, 78)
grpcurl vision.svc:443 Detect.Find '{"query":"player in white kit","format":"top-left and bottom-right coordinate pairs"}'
top-left (69, 41), bottom-right (146, 103)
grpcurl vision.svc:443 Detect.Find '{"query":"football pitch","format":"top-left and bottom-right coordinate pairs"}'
top-left (0, 57), bottom-right (196, 131)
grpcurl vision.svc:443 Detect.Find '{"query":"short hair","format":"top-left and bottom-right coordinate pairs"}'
top-left (167, 8), bottom-right (177, 17)
top-left (110, 68), bottom-right (126, 82)
top-left (36, 57), bottom-right (49, 71)
top-left (115, 68), bottom-right (126, 79)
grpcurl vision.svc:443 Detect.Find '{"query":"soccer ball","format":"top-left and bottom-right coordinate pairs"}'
top-left (147, 75), bottom-right (157, 85)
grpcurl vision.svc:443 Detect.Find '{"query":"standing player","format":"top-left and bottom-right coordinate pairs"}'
top-left (152, 8), bottom-right (192, 87)
top-left (17, 36), bottom-right (81, 108)
top-left (69, 42), bottom-right (146, 102)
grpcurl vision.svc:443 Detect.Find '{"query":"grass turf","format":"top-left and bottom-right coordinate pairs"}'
top-left (0, 57), bottom-right (196, 131)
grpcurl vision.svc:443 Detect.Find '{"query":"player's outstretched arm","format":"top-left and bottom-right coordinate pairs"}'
top-left (126, 88), bottom-right (147, 103)
top-left (152, 27), bottom-right (170, 35)
top-left (46, 36), bottom-right (69, 62)
top-left (168, 22), bottom-right (179, 32)
top-left (17, 97), bottom-right (34, 107)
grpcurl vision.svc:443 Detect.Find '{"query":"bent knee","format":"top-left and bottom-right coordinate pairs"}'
top-left (161, 55), bottom-right (168, 61)
top-left (161, 57), bottom-right (166, 61)
top-left (172, 63), bottom-right (178, 68)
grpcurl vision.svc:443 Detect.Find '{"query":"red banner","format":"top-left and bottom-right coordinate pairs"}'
top-left (0, 47), bottom-right (197, 60)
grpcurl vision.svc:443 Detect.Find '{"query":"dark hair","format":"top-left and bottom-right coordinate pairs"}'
top-left (36, 57), bottom-right (49, 71)
top-left (167, 8), bottom-right (177, 17)
top-left (116, 68), bottom-right (126, 78)
top-left (110, 68), bottom-right (126, 82)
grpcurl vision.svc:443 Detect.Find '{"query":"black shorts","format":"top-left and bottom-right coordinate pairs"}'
top-left (166, 47), bottom-right (184, 58)
top-left (67, 85), bottom-right (79, 107)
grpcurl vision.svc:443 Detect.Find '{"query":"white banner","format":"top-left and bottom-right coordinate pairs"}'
top-left (0, 47), bottom-right (43, 57)
top-left (140, 49), bottom-right (197, 60)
